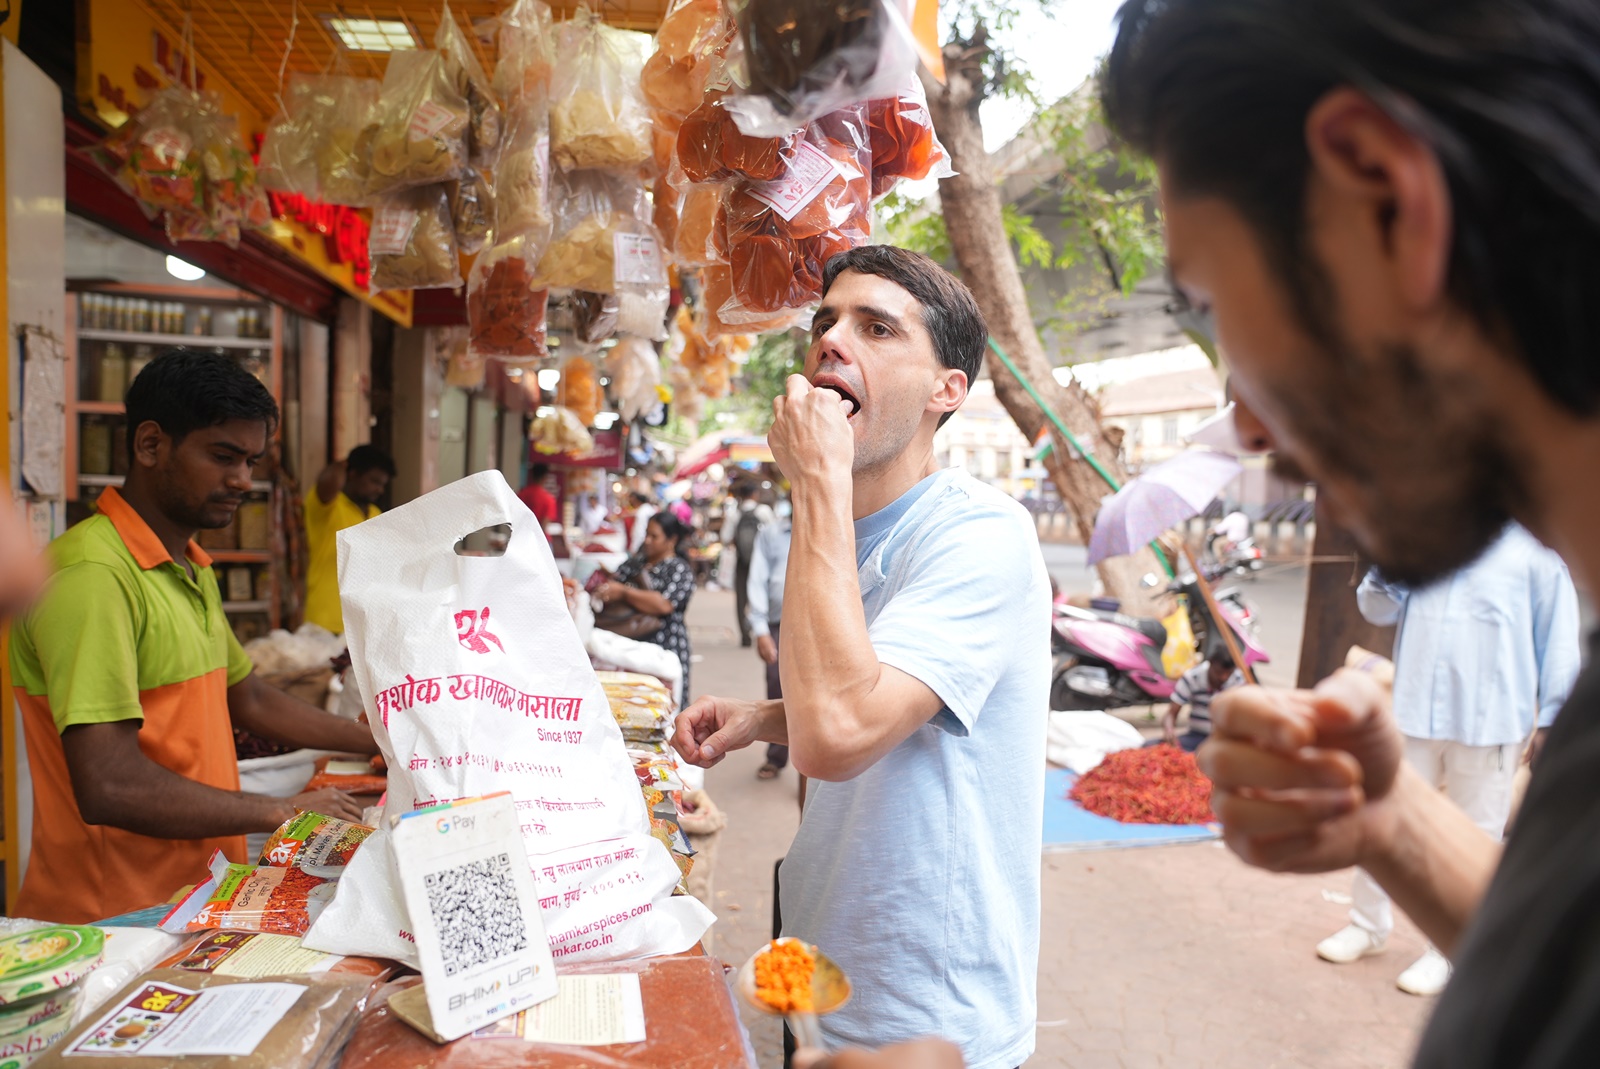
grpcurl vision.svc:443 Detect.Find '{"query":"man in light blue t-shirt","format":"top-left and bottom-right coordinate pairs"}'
top-left (675, 246), bottom-right (1050, 1069)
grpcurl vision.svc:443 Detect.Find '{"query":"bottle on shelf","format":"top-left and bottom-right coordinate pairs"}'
top-left (197, 307), bottom-right (212, 336)
top-left (80, 416), bottom-right (112, 475)
top-left (128, 344), bottom-right (154, 387)
top-left (98, 344), bottom-right (128, 404)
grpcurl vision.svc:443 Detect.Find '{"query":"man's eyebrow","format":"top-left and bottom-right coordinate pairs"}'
top-left (211, 440), bottom-right (255, 457)
top-left (854, 304), bottom-right (906, 332)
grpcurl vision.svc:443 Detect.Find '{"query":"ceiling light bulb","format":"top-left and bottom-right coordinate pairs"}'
top-left (165, 255), bottom-right (205, 281)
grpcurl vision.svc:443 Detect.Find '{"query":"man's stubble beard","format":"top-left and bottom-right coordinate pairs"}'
top-left (1276, 336), bottom-right (1526, 586)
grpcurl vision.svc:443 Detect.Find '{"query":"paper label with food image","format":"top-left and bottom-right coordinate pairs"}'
top-left (370, 208), bottom-right (419, 256)
top-left (746, 141), bottom-right (841, 222)
top-left (172, 932), bottom-right (339, 979)
top-left (612, 233), bottom-right (666, 286)
top-left (408, 100), bottom-right (459, 140)
top-left (67, 981), bottom-right (304, 1057)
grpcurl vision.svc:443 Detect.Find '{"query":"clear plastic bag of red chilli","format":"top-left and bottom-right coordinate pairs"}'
top-left (715, 105), bottom-right (872, 321)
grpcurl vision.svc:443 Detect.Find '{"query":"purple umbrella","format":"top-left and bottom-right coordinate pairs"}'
top-left (1087, 450), bottom-right (1244, 565)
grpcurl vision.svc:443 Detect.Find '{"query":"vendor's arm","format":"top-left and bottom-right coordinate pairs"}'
top-left (228, 673), bottom-right (377, 754)
top-left (313, 459), bottom-right (347, 506)
top-left (1200, 671), bottom-right (1499, 955)
top-left (596, 579), bottom-right (674, 617)
top-left (63, 721), bottom-right (362, 833)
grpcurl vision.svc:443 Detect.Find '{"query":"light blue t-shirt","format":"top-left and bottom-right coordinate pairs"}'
top-left (780, 468), bottom-right (1050, 1069)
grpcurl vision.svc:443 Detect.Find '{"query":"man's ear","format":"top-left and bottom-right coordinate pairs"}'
top-left (928, 369), bottom-right (969, 422)
top-left (130, 420), bottom-right (167, 470)
top-left (1304, 86), bottom-right (1453, 310)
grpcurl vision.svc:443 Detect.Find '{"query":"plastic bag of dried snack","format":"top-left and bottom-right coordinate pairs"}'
top-left (365, 49), bottom-right (470, 196)
top-left (467, 236), bottom-right (550, 361)
top-left (436, 1), bottom-right (504, 169)
top-left (549, 6), bottom-right (653, 173)
top-left (369, 185), bottom-right (463, 293)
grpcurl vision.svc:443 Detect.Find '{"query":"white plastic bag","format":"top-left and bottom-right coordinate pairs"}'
top-left (304, 471), bottom-right (713, 966)
top-left (1045, 710), bottom-right (1145, 774)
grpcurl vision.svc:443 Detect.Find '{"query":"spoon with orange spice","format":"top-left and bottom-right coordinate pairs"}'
top-left (736, 937), bottom-right (852, 1050)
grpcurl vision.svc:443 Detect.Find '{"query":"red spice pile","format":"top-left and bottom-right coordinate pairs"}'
top-left (1069, 745), bottom-right (1215, 825)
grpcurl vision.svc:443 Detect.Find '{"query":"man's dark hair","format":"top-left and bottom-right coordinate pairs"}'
top-left (125, 349), bottom-right (278, 454)
top-left (346, 444), bottom-right (396, 478)
top-left (529, 462), bottom-right (550, 482)
top-left (1103, 0), bottom-right (1600, 416)
top-left (821, 246), bottom-right (988, 426)
top-left (733, 482), bottom-right (757, 501)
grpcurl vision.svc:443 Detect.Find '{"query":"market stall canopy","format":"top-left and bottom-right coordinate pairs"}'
top-left (671, 432), bottom-right (772, 479)
top-left (137, 0), bottom-right (674, 128)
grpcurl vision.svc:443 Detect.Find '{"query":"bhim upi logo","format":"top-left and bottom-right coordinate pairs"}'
top-left (454, 607), bottom-right (505, 654)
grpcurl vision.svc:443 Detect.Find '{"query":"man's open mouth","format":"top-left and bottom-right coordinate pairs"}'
top-left (814, 381), bottom-right (861, 417)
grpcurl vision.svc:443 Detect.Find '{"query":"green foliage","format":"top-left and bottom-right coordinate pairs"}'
top-left (878, 190), bottom-right (951, 260)
top-left (1001, 203), bottom-right (1053, 267)
top-left (1040, 86), bottom-right (1163, 296)
top-left (736, 330), bottom-right (806, 431)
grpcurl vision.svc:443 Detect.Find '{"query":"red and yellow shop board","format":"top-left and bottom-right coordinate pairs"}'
top-left (75, 0), bottom-right (413, 327)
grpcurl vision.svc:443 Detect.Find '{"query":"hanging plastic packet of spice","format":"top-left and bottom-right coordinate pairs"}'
top-left (570, 290), bottom-right (620, 349)
top-left (90, 86), bottom-right (205, 220)
top-left (448, 169), bottom-right (494, 255)
top-left (316, 75), bottom-right (383, 206)
top-left (493, 110), bottom-right (553, 247)
top-left (549, 7), bottom-right (654, 173)
top-left (159, 852), bottom-right (339, 938)
top-left (725, 0), bottom-right (919, 137)
top-left (673, 184), bottom-right (722, 267)
top-left (369, 185), bottom-right (463, 293)
top-left (467, 235), bottom-right (550, 361)
top-left (492, 0), bottom-right (555, 107)
top-left (716, 105), bottom-right (872, 322)
top-left (865, 76), bottom-right (954, 197)
top-left (652, 175), bottom-right (681, 254)
top-left (258, 75), bottom-right (324, 198)
top-left (642, 0), bottom-right (728, 120)
top-left (191, 95), bottom-right (273, 243)
top-left (436, 1), bottom-right (504, 170)
top-left (675, 87), bottom-right (800, 186)
top-left (557, 355), bottom-right (605, 427)
top-left (697, 264), bottom-right (805, 337)
top-left (605, 336), bottom-right (663, 421)
top-left (365, 49), bottom-right (471, 197)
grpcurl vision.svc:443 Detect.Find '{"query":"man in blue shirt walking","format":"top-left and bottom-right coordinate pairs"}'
top-left (1316, 523), bottom-right (1580, 995)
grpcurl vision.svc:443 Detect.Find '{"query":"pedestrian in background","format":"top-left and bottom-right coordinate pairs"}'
top-left (516, 462), bottom-right (558, 525)
top-left (627, 490), bottom-right (658, 555)
top-left (305, 444), bottom-right (394, 635)
top-left (1316, 523), bottom-right (1580, 995)
top-left (720, 482), bottom-right (774, 646)
top-left (749, 503), bottom-right (793, 780)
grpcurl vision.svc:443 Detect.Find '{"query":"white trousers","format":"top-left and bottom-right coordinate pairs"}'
top-left (1350, 735), bottom-right (1521, 938)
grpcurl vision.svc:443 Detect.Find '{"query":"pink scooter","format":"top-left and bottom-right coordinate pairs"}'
top-left (1049, 572), bottom-right (1269, 711)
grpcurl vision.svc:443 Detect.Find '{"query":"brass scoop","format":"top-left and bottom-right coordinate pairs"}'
top-left (735, 938), bottom-right (852, 1051)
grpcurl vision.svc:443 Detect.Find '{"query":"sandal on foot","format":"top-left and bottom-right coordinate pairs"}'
top-left (756, 763), bottom-right (780, 780)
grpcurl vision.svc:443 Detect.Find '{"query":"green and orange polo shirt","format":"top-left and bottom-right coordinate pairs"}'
top-left (9, 487), bottom-right (253, 923)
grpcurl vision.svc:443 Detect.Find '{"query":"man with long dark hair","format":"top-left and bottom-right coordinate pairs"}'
top-left (10, 350), bottom-right (376, 923)
top-left (1096, 0), bottom-right (1600, 1062)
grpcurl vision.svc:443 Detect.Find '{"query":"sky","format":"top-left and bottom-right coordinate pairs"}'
top-left (977, 0), bottom-right (1127, 152)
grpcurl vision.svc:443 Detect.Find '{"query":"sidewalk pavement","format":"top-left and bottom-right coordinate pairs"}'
top-left (683, 587), bottom-right (1433, 1069)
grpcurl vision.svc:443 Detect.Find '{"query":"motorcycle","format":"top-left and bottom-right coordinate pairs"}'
top-left (1049, 572), bottom-right (1269, 712)
top-left (1209, 536), bottom-right (1265, 579)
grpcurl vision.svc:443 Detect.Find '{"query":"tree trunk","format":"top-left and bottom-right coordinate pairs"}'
top-left (922, 31), bottom-right (1166, 614)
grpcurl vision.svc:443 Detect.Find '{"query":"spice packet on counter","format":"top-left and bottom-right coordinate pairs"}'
top-left (303, 756), bottom-right (389, 797)
top-left (339, 958), bottom-right (751, 1069)
top-left (159, 932), bottom-right (394, 981)
top-left (31, 969), bottom-right (374, 1069)
top-left (258, 811), bottom-right (374, 874)
top-left (159, 852), bottom-right (337, 937)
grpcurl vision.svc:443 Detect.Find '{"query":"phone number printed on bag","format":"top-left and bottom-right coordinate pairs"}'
top-left (374, 672), bottom-right (583, 727)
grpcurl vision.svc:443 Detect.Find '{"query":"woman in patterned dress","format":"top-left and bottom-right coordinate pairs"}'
top-left (597, 512), bottom-right (696, 700)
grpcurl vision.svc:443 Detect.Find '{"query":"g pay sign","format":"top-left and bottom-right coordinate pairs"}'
top-left (394, 792), bottom-right (557, 1041)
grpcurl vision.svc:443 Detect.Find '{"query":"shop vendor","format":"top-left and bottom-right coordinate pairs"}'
top-left (10, 350), bottom-right (378, 924)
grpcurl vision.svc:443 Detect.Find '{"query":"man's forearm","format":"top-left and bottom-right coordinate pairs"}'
top-left (231, 676), bottom-right (377, 754)
top-left (86, 764), bottom-right (294, 837)
top-left (778, 479), bottom-right (881, 769)
top-left (1361, 764), bottom-right (1502, 956)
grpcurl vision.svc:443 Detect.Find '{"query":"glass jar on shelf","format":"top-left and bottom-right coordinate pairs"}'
top-left (97, 343), bottom-right (128, 403)
top-left (197, 307), bottom-right (213, 336)
top-left (80, 415), bottom-right (112, 475)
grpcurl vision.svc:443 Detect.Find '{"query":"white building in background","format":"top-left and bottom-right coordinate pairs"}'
top-left (1060, 346), bottom-right (1223, 471)
top-left (935, 377), bottom-right (1033, 493)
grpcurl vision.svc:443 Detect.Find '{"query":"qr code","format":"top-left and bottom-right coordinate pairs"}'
top-left (424, 852), bottom-right (529, 976)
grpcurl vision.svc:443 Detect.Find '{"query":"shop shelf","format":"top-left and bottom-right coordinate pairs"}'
top-left (76, 401), bottom-right (125, 415)
top-left (221, 600), bottom-right (271, 613)
top-left (208, 550), bottom-right (273, 563)
top-left (77, 474), bottom-right (271, 492)
top-left (76, 329), bottom-right (273, 350)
